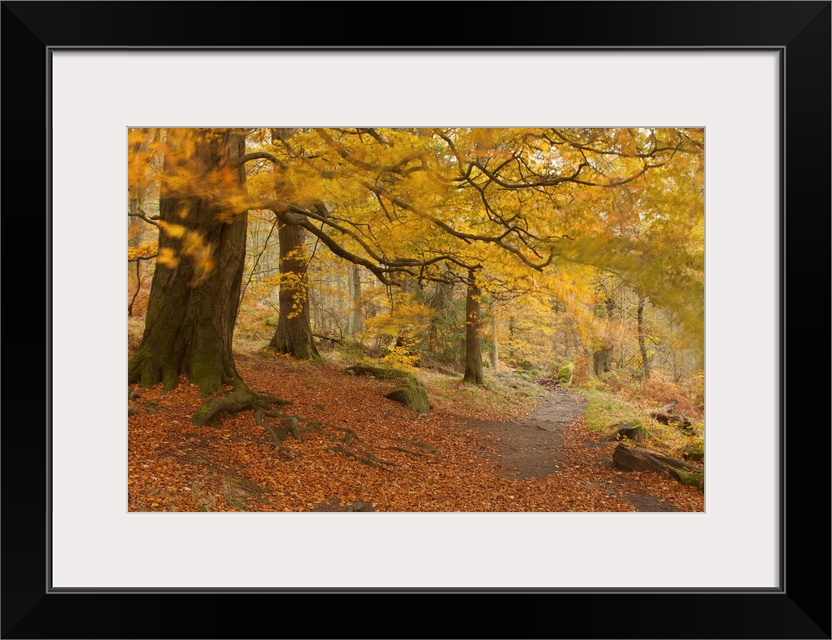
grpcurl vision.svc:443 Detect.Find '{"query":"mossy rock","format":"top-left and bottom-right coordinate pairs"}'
top-left (674, 468), bottom-right (705, 491)
top-left (615, 420), bottom-right (650, 442)
top-left (384, 378), bottom-right (431, 415)
top-left (346, 364), bottom-right (431, 414)
top-left (346, 364), bottom-right (408, 380)
top-left (557, 362), bottom-right (574, 384)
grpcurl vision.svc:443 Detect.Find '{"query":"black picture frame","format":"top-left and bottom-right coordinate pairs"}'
top-left (2, 2), bottom-right (829, 638)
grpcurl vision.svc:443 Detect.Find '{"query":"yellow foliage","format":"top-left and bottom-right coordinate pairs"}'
top-left (156, 247), bottom-right (179, 269)
top-left (380, 345), bottom-right (420, 372)
top-left (157, 220), bottom-right (187, 239)
top-left (129, 127), bottom-right (703, 375)
top-left (128, 241), bottom-right (158, 261)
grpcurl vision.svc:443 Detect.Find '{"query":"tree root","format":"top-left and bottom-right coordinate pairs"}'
top-left (379, 445), bottom-right (428, 457)
top-left (329, 425), bottom-right (364, 446)
top-left (193, 381), bottom-right (256, 427)
top-left (327, 445), bottom-right (398, 471)
top-left (191, 380), bottom-right (430, 470)
top-left (397, 439), bottom-right (438, 454)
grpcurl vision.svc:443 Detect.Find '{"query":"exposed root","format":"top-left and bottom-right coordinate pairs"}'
top-left (283, 417), bottom-right (303, 441)
top-left (397, 439), bottom-right (438, 454)
top-left (329, 425), bottom-right (364, 446)
top-left (327, 445), bottom-right (398, 471)
top-left (193, 381), bottom-right (255, 427)
top-left (191, 380), bottom-right (428, 469)
top-left (379, 445), bottom-right (428, 457)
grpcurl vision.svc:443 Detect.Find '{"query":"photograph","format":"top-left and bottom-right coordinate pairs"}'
top-left (127, 127), bottom-right (705, 513)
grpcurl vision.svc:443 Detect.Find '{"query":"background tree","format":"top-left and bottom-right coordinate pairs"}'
top-left (266, 222), bottom-right (320, 359)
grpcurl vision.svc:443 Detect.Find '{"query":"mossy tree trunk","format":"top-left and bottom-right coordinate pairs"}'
top-left (267, 223), bottom-right (320, 360)
top-left (128, 129), bottom-right (248, 395)
top-left (463, 268), bottom-right (484, 384)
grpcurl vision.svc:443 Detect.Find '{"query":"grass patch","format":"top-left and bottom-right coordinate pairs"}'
top-left (578, 386), bottom-right (706, 464)
top-left (578, 388), bottom-right (642, 433)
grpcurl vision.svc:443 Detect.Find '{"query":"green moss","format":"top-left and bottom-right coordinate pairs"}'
top-left (579, 388), bottom-right (641, 433)
top-left (675, 468), bottom-right (704, 491)
top-left (557, 362), bottom-right (575, 384)
top-left (348, 364), bottom-right (409, 380)
top-left (383, 378), bottom-right (431, 414)
top-left (190, 353), bottom-right (222, 396)
top-left (618, 420), bottom-right (650, 442)
top-left (192, 403), bottom-right (213, 425)
top-left (299, 345), bottom-right (322, 362)
top-left (162, 367), bottom-right (180, 393)
top-left (679, 438), bottom-right (705, 462)
top-left (140, 366), bottom-right (158, 389)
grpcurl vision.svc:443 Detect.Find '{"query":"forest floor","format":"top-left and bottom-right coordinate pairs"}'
top-left (128, 346), bottom-right (704, 513)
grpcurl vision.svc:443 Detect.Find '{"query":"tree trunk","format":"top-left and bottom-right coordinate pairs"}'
top-left (593, 347), bottom-right (611, 377)
top-left (268, 223), bottom-right (320, 360)
top-left (424, 275), bottom-right (456, 364)
top-left (348, 264), bottom-right (364, 335)
top-left (463, 269), bottom-right (484, 384)
top-left (637, 293), bottom-right (650, 379)
top-left (128, 128), bottom-right (247, 395)
top-left (489, 308), bottom-right (499, 369)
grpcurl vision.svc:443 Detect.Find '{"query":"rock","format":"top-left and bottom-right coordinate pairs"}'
top-left (345, 364), bottom-right (407, 380)
top-left (384, 378), bottom-right (431, 415)
top-left (347, 363), bottom-right (432, 415)
top-left (615, 420), bottom-right (649, 442)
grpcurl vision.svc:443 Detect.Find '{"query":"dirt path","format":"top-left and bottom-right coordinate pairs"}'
top-left (466, 387), bottom-right (679, 512)
top-left (469, 387), bottom-right (584, 479)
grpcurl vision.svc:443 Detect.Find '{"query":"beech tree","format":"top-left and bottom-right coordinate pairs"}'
top-left (266, 223), bottom-right (320, 360)
top-left (128, 128), bottom-right (248, 395)
top-left (463, 268), bottom-right (484, 384)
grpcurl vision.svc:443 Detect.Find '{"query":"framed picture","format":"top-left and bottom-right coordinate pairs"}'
top-left (3, 1), bottom-right (829, 638)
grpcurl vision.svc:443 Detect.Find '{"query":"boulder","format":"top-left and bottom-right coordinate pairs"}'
top-left (346, 363), bottom-right (432, 415)
top-left (384, 377), bottom-right (431, 415)
top-left (345, 364), bottom-right (408, 380)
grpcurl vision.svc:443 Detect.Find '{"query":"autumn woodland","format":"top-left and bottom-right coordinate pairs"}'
top-left (127, 127), bottom-right (705, 512)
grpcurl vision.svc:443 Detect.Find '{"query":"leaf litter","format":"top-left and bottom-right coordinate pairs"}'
top-left (128, 353), bottom-right (703, 513)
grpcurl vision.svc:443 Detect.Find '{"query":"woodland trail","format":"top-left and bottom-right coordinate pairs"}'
top-left (466, 387), bottom-right (583, 479)
top-left (465, 388), bottom-right (680, 512)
